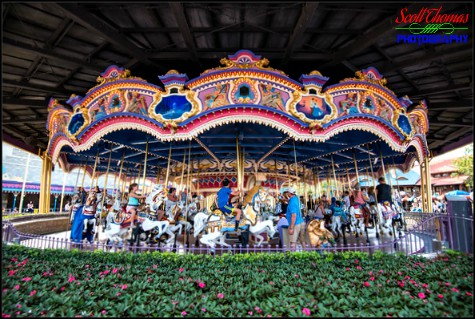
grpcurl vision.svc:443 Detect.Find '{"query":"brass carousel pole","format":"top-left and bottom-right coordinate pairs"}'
top-left (353, 151), bottom-right (360, 185)
top-left (293, 139), bottom-right (298, 187)
top-left (89, 149), bottom-right (100, 192)
top-left (236, 135), bottom-right (243, 200)
top-left (420, 160), bottom-right (427, 212)
top-left (179, 149), bottom-right (187, 196)
top-left (331, 155), bottom-right (339, 199)
top-left (165, 145), bottom-right (172, 188)
top-left (184, 141), bottom-right (192, 249)
top-left (346, 165), bottom-right (351, 191)
top-left (141, 140), bottom-right (149, 194)
top-left (316, 165), bottom-right (321, 196)
top-left (392, 157), bottom-right (402, 205)
top-left (367, 146), bottom-right (376, 189)
top-left (96, 143), bottom-right (113, 240)
top-left (117, 150), bottom-right (126, 194)
top-left (136, 163), bottom-right (143, 192)
top-left (80, 157), bottom-right (89, 190)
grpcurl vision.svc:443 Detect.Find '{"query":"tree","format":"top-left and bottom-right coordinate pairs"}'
top-left (452, 145), bottom-right (473, 189)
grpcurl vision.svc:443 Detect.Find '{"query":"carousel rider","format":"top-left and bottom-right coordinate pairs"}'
top-left (127, 183), bottom-right (147, 228)
top-left (216, 179), bottom-right (242, 232)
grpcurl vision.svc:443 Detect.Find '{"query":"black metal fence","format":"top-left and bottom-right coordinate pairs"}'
top-left (2, 212), bottom-right (473, 256)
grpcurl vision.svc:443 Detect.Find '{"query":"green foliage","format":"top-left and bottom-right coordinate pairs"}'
top-left (452, 145), bottom-right (473, 188)
top-left (1, 245), bottom-right (473, 317)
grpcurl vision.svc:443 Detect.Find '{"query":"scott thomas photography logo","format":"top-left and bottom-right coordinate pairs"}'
top-left (395, 6), bottom-right (470, 45)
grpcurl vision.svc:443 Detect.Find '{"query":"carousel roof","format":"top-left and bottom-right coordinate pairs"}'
top-left (2, 2), bottom-right (473, 174)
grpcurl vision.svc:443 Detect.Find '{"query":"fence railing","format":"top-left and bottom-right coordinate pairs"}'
top-left (2, 213), bottom-right (473, 256)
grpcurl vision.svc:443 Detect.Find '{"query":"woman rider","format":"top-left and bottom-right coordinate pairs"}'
top-left (127, 183), bottom-right (147, 228)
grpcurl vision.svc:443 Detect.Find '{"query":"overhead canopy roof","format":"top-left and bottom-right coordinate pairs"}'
top-left (2, 2), bottom-right (472, 162)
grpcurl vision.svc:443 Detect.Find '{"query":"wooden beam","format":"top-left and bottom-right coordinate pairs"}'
top-left (429, 121), bottom-right (472, 127)
top-left (3, 79), bottom-right (74, 95)
top-left (318, 4), bottom-right (420, 69)
top-left (2, 98), bottom-right (49, 108)
top-left (378, 44), bottom-right (472, 75)
top-left (401, 83), bottom-right (471, 98)
top-left (51, 3), bottom-right (167, 72)
top-left (281, 2), bottom-right (320, 66)
top-left (148, 50), bottom-right (329, 60)
top-left (169, 2), bottom-right (201, 68)
top-left (121, 26), bottom-right (362, 34)
top-left (428, 127), bottom-right (473, 149)
top-left (3, 38), bottom-right (105, 72)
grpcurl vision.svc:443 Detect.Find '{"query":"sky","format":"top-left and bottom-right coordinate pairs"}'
top-left (411, 143), bottom-right (473, 172)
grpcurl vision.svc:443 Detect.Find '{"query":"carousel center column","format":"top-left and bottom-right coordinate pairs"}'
top-left (38, 150), bottom-right (53, 214)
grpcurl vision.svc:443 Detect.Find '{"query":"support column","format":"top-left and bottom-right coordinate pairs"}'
top-left (39, 151), bottom-right (53, 214)
top-left (18, 152), bottom-right (32, 214)
top-left (419, 161), bottom-right (427, 212)
top-left (53, 194), bottom-right (59, 212)
top-left (424, 156), bottom-right (433, 212)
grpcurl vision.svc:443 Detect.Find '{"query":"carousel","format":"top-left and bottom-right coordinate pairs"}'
top-left (42, 50), bottom-right (432, 250)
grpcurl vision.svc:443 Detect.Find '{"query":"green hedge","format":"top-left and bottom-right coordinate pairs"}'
top-left (1, 245), bottom-right (473, 317)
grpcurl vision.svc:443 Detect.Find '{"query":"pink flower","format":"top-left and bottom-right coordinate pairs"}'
top-left (397, 271), bottom-right (402, 275)
top-left (379, 270), bottom-right (383, 273)
top-left (14, 285), bottom-right (20, 290)
top-left (153, 264), bottom-right (157, 269)
top-left (2, 289), bottom-right (7, 294)
top-left (267, 315), bottom-right (272, 318)
top-left (422, 284), bottom-right (428, 288)
top-left (101, 310), bottom-right (107, 315)
top-left (370, 277), bottom-right (375, 281)
top-left (179, 268), bottom-right (184, 273)
top-left (248, 311), bottom-right (253, 315)
top-left (8, 270), bottom-right (15, 276)
top-left (121, 284), bottom-right (128, 290)
top-left (68, 275), bottom-right (76, 283)
top-left (302, 308), bottom-right (311, 316)
top-left (112, 268), bottom-right (118, 274)
top-left (60, 287), bottom-right (65, 291)
top-left (217, 293), bottom-right (224, 299)
top-left (356, 266), bottom-right (362, 270)
top-left (21, 277), bottom-right (31, 282)
top-left (201, 308), bottom-right (206, 312)
top-left (399, 282), bottom-right (405, 288)
top-left (418, 293), bottom-right (426, 299)
top-left (346, 267), bottom-right (350, 271)
top-left (3, 314), bottom-right (11, 318)
top-left (255, 306), bottom-right (260, 311)
top-left (452, 287), bottom-right (459, 293)
top-left (116, 292), bottom-right (121, 297)
top-left (445, 282), bottom-right (451, 286)
top-left (198, 282), bottom-right (206, 289)
top-left (172, 301), bottom-right (178, 305)
top-left (369, 271), bottom-right (373, 275)
top-left (16, 305), bottom-right (21, 309)
top-left (103, 270), bottom-right (109, 275)
top-left (355, 259), bottom-right (359, 264)
top-left (466, 292), bottom-right (473, 296)
top-left (181, 311), bottom-right (187, 316)
top-left (15, 312), bottom-right (20, 316)
top-left (85, 265), bottom-right (89, 268)
top-left (29, 290), bottom-right (37, 297)
top-left (364, 282), bottom-right (370, 287)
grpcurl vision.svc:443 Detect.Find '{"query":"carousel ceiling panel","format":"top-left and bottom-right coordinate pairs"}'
top-left (2, 2), bottom-right (472, 160)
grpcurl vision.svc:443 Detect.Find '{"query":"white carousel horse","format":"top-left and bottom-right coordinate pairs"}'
top-left (348, 205), bottom-right (366, 236)
top-left (193, 185), bottom-right (277, 250)
top-left (377, 201), bottom-right (405, 236)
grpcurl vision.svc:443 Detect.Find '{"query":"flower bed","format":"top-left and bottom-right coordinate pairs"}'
top-left (1, 245), bottom-right (473, 317)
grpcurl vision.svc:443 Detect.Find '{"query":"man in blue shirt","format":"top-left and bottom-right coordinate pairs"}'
top-left (284, 187), bottom-right (307, 250)
top-left (216, 179), bottom-right (242, 232)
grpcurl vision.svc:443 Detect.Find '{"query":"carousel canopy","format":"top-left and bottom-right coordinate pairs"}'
top-left (46, 50), bottom-right (430, 190)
